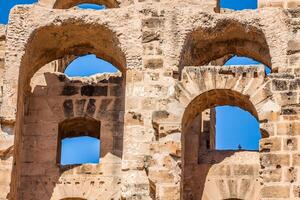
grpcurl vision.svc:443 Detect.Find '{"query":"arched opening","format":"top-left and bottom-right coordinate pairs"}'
top-left (11, 21), bottom-right (126, 199)
top-left (64, 54), bottom-right (118, 77)
top-left (30, 54), bottom-right (119, 89)
top-left (223, 55), bottom-right (271, 75)
top-left (77, 3), bottom-right (106, 9)
top-left (23, 22), bottom-right (126, 92)
top-left (53, 0), bottom-right (119, 9)
top-left (181, 89), bottom-right (263, 200)
top-left (178, 20), bottom-right (271, 200)
top-left (179, 20), bottom-right (272, 75)
top-left (57, 117), bottom-right (101, 166)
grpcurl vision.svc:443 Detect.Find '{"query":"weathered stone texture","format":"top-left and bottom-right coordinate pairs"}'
top-left (259, 0), bottom-right (300, 8)
top-left (0, 0), bottom-right (299, 199)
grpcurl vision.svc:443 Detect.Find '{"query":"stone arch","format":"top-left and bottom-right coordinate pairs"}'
top-left (181, 89), bottom-right (263, 200)
top-left (177, 66), bottom-right (277, 200)
top-left (21, 21), bottom-right (126, 93)
top-left (53, 0), bottom-right (120, 9)
top-left (38, 0), bottom-right (121, 9)
top-left (179, 19), bottom-right (272, 74)
top-left (182, 89), bottom-right (258, 129)
top-left (180, 88), bottom-right (265, 159)
top-left (9, 20), bottom-right (126, 200)
top-left (177, 66), bottom-right (278, 125)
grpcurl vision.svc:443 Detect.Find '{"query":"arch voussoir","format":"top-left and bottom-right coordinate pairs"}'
top-left (179, 66), bottom-right (270, 121)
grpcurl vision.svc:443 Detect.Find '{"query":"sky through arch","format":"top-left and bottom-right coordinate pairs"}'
top-left (220, 0), bottom-right (257, 10)
top-left (65, 54), bottom-right (118, 77)
top-left (77, 3), bottom-right (105, 9)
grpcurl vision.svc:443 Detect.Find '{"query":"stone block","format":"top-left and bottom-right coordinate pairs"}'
top-left (272, 80), bottom-right (288, 91)
top-left (283, 167), bottom-right (297, 183)
top-left (260, 137), bottom-right (282, 152)
top-left (81, 85), bottom-right (108, 96)
top-left (143, 56), bottom-right (164, 69)
top-left (142, 30), bottom-right (160, 43)
top-left (261, 185), bottom-right (290, 198)
top-left (293, 185), bottom-right (300, 198)
top-left (261, 167), bottom-right (282, 182)
top-left (148, 167), bottom-right (174, 183)
top-left (208, 164), bottom-right (231, 176)
top-left (232, 165), bottom-right (255, 176)
top-left (283, 137), bottom-right (298, 151)
top-left (260, 153), bottom-right (290, 168)
top-left (61, 85), bottom-right (79, 96)
top-left (277, 122), bottom-right (300, 136)
top-left (292, 154), bottom-right (300, 166)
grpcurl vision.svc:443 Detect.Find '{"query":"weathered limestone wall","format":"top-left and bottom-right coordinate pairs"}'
top-left (38, 0), bottom-right (129, 8)
top-left (188, 151), bottom-right (260, 200)
top-left (51, 154), bottom-right (122, 199)
top-left (177, 66), bottom-right (267, 200)
top-left (0, 25), bottom-right (13, 200)
top-left (0, 25), bottom-right (5, 73)
top-left (259, 0), bottom-right (300, 8)
top-left (0, 146), bottom-right (13, 200)
top-left (20, 72), bottom-right (124, 199)
top-left (2, 0), bottom-right (300, 199)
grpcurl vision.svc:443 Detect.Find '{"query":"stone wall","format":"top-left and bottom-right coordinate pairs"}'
top-left (259, 0), bottom-right (300, 8)
top-left (186, 151), bottom-right (261, 200)
top-left (0, 25), bottom-right (14, 200)
top-left (20, 72), bottom-right (124, 199)
top-left (1, 0), bottom-right (300, 199)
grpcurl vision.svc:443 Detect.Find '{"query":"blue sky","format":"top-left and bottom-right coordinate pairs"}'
top-left (0, 0), bottom-right (37, 24)
top-left (1, 0), bottom-right (260, 164)
top-left (221, 0), bottom-right (257, 10)
top-left (61, 136), bottom-right (100, 165)
top-left (65, 54), bottom-right (117, 77)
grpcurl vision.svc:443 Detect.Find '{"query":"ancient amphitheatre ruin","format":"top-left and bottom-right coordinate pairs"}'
top-left (0, 0), bottom-right (300, 199)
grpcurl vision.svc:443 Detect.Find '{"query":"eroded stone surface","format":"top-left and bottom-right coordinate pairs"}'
top-left (0, 0), bottom-right (299, 199)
